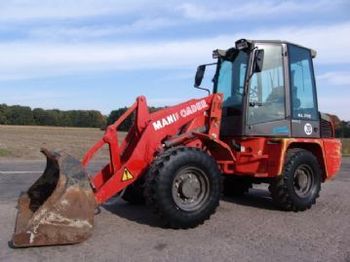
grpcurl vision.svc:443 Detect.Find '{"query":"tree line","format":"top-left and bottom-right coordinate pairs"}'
top-left (106, 106), bottom-right (162, 131)
top-left (335, 121), bottom-right (350, 138)
top-left (0, 104), bottom-right (162, 130)
top-left (0, 104), bottom-right (106, 128)
top-left (1, 103), bottom-right (349, 137)
top-left (327, 114), bottom-right (350, 138)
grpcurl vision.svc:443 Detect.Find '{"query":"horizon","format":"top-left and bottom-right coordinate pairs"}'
top-left (0, 0), bottom-right (349, 120)
top-left (0, 100), bottom-right (348, 122)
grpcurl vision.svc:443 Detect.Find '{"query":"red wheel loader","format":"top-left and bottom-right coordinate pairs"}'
top-left (12, 39), bottom-right (341, 247)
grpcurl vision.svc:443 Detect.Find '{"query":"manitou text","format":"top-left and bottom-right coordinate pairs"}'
top-left (152, 100), bottom-right (208, 131)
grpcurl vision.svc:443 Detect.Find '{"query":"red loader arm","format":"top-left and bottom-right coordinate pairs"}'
top-left (82, 93), bottom-right (234, 204)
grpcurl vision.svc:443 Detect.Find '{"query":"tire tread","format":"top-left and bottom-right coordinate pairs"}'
top-left (144, 147), bottom-right (221, 228)
top-left (269, 148), bottom-right (321, 212)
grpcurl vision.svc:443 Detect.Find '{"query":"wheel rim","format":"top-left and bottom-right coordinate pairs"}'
top-left (293, 164), bottom-right (314, 198)
top-left (172, 167), bottom-right (210, 212)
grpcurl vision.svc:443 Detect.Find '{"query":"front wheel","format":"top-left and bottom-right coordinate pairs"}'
top-left (144, 147), bottom-right (221, 228)
top-left (121, 177), bottom-right (145, 205)
top-left (269, 149), bottom-right (322, 211)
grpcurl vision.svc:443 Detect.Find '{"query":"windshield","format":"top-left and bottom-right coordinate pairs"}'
top-left (215, 51), bottom-right (249, 109)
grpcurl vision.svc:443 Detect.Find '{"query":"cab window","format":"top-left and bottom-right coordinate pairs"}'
top-left (216, 51), bottom-right (248, 110)
top-left (289, 45), bottom-right (318, 120)
top-left (247, 44), bottom-right (285, 125)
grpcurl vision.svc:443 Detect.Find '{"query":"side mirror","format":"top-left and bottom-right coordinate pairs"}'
top-left (194, 65), bottom-right (206, 87)
top-left (254, 49), bottom-right (264, 73)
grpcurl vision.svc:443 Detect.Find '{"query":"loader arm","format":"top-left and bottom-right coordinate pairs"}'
top-left (11, 94), bottom-right (230, 247)
top-left (82, 93), bottom-right (230, 204)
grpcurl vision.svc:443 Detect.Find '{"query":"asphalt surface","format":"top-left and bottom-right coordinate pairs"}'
top-left (0, 158), bottom-right (349, 262)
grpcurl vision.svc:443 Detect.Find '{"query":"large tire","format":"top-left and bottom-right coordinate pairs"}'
top-left (121, 177), bottom-right (145, 205)
top-left (269, 149), bottom-right (322, 211)
top-left (144, 147), bottom-right (221, 229)
top-left (223, 176), bottom-right (252, 197)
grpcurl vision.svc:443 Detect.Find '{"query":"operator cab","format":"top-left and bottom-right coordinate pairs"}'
top-left (195, 39), bottom-right (320, 138)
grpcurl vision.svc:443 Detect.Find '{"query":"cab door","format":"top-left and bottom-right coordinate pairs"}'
top-left (288, 44), bottom-right (320, 138)
top-left (245, 43), bottom-right (291, 137)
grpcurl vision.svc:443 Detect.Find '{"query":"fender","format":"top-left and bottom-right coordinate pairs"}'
top-left (193, 132), bottom-right (236, 173)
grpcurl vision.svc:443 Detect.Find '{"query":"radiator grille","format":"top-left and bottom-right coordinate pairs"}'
top-left (320, 118), bottom-right (334, 138)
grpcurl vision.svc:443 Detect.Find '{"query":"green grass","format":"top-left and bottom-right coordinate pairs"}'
top-left (0, 148), bottom-right (11, 157)
top-left (341, 138), bottom-right (350, 156)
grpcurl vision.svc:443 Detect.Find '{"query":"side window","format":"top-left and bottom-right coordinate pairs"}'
top-left (216, 51), bottom-right (248, 108)
top-left (239, 63), bottom-right (246, 89)
top-left (289, 45), bottom-right (318, 120)
top-left (247, 45), bottom-right (285, 125)
top-left (217, 60), bottom-right (232, 106)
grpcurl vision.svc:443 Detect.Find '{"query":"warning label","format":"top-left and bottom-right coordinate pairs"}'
top-left (122, 168), bottom-right (134, 182)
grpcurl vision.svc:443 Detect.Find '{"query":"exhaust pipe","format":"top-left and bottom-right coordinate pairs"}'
top-left (12, 149), bottom-right (96, 247)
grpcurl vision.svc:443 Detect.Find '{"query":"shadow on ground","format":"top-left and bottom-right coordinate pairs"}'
top-left (102, 188), bottom-right (279, 227)
top-left (222, 188), bottom-right (278, 211)
top-left (102, 197), bottom-right (162, 227)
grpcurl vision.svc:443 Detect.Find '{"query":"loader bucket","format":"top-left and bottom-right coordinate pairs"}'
top-left (11, 149), bottom-right (96, 247)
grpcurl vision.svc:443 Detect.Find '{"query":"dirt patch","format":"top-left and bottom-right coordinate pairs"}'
top-left (0, 125), bottom-right (126, 160)
top-left (1, 125), bottom-right (348, 159)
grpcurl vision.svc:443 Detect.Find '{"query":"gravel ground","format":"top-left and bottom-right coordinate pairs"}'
top-left (0, 158), bottom-right (349, 262)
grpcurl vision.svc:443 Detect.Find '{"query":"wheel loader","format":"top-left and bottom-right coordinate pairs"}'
top-left (12, 39), bottom-right (342, 247)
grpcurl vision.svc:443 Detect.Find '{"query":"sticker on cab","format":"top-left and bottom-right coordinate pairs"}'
top-left (304, 123), bottom-right (313, 136)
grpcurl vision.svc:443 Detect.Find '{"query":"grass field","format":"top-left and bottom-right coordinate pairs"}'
top-left (341, 138), bottom-right (350, 155)
top-left (0, 125), bottom-right (127, 161)
top-left (0, 125), bottom-right (348, 160)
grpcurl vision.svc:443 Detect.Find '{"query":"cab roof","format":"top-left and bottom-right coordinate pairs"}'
top-left (249, 39), bottom-right (317, 58)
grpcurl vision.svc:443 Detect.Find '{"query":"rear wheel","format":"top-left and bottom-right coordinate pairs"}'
top-left (269, 149), bottom-right (321, 211)
top-left (144, 147), bottom-right (221, 228)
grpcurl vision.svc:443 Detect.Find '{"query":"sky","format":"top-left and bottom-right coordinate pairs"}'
top-left (0, 0), bottom-right (349, 119)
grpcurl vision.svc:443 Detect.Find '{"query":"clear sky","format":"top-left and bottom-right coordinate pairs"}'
top-left (0, 0), bottom-right (349, 119)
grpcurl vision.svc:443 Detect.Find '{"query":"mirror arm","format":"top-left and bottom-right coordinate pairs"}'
top-left (194, 86), bottom-right (211, 95)
top-left (243, 48), bottom-right (264, 95)
top-left (244, 70), bottom-right (255, 91)
top-left (194, 62), bottom-right (217, 94)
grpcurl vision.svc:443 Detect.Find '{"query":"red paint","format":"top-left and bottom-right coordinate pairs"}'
top-left (82, 95), bottom-right (342, 205)
top-left (322, 138), bottom-right (342, 179)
